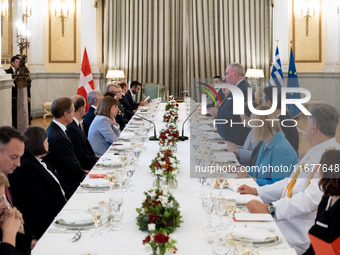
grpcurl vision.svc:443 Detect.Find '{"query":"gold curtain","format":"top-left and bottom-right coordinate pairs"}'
top-left (104, 0), bottom-right (272, 98)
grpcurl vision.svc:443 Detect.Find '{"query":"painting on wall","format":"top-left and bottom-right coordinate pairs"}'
top-left (293, 0), bottom-right (322, 63)
top-left (49, 0), bottom-right (76, 63)
top-left (1, 0), bottom-right (13, 65)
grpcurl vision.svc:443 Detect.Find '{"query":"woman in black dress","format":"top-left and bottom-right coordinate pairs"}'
top-left (9, 127), bottom-right (68, 239)
top-left (304, 149), bottom-right (340, 255)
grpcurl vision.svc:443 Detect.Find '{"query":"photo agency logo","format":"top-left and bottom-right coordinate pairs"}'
top-left (198, 82), bottom-right (312, 128)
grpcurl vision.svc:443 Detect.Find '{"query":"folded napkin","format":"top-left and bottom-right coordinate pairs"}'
top-left (111, 142), bottom-right (133, 150)
top-left (211, 144), bottom-right (227, 151)
top-left (199, 125), bottom-right (216, 131)
top-left (207, 132), bottom-right (221, 140)
top-left (57, 212), bottom-right (93, 224)
top-left (82, 178), bottom-right (110, 187)
top-left (119, 132), bottom-right (134, 140)
top-left (236, 194), bottom-right (261, 204)
top-left (97, 157), bottom-right (121, 166)
top-left (233, 226), bottom-right (277, 242)
top-left (233, 213), bottom-right (274, 222)
top-left (259, 248), bottom-right (297, 255)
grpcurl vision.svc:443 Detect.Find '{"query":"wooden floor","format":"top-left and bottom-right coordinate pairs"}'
top-left (30, 115), bottom-right (340, 158)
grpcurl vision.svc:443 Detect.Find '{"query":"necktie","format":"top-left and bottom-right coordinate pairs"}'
top-left (5, 186), bottom-right (13, 207)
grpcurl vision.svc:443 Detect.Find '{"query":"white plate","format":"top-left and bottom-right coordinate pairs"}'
top-left (119, 132), bottom-right (134, 140)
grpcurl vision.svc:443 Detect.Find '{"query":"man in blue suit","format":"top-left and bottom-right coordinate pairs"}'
top-left (216, 63), bottom-right (253, 145)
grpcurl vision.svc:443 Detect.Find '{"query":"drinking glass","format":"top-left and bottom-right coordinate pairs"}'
top-left (202, 197), bottom-right (214, 231)
top-left (226, 199), bottom-right (236, 229)
top-left (89, 206), bottom-right (102, 237)
top-left (215, 198), bottom-right (227, 230)
top-left (110, 210), bottom-right (124, 231)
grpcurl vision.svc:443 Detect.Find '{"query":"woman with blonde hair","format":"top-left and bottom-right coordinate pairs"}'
top-left (0, 173), bottom-right (28, 255)
top-left (88, 96), bottom-right (120, 156)
top-left (248, 105), bottom-right (298, 186)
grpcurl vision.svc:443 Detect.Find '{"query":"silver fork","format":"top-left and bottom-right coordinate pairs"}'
top-left (71, 231), bottom-right (82, 242)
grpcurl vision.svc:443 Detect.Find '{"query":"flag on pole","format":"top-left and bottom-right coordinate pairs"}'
top-left (269, 46), bottom-right (285, 87)
top-left (78, 48), bottom-right (95, 112)
top-left (287, 48), bottom-right (301, 118)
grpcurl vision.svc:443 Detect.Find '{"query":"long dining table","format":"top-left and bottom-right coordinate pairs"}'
top-left (32, 101), bottom-right (296, 255)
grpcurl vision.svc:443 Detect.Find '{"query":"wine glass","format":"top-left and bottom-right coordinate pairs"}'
top-left (202, 197), bottom-right (214, 231)
top-left (214, 198), bottom-right (227, 230)
top-left (119, 153), bottom-right (126, 167)
top-left (226, 199), bottom-right (236, 228)
top-left (89, 206), bottom-right (102, 238)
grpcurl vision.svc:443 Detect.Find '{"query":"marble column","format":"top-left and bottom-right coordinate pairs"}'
top-left (26, 0), bottom-right (47, 73)
top-left (324, 0), bottom-right (340, 72)
top-left (81, 0), bottom-right (99, 77)
top-left (272, 0), bottom-right (289, 72)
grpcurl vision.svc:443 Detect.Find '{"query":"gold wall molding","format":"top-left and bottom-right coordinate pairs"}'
top-left (49, 0), bottom-right (76, 63)
top-left (293, 0), bottom-right (322, 63)
top-left (1, 0), bottom-right (13, 65)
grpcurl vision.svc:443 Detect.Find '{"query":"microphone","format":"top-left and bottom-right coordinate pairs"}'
top-left (179, 102), bottom-right (201, 141)
top-left (126, 110), bottom-right (159, 141)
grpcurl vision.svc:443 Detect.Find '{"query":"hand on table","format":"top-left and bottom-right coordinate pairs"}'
top-left (226, 141), bottom-right (237, 152)
top-left (237, 184), bottom-right (258, 195)
top-left (246, 200), bottom-right (269, 214)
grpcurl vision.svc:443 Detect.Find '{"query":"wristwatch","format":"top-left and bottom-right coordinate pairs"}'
top-left (268, 202), bottom-right (276, 218)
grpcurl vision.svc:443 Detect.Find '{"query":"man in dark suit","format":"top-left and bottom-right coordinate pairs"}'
top-left (83, 90), bottom-right (103, 137)
top-left (5, 56), bottom-right (20, 129)
top-left (119, 82), bottom-right (135, 119)
top-left (46, 97), bottom-right (88, 196)
top-left (263, 86), bottom-right (300, 153)
top-left (124, 81), bottom-right (146, 112)
top-left (216, 63), bottom-right (253, 145)
top-left (67, 95), bottom-right (98, 169)
top-left (0, 126), bottom-right (33, 253)
top-left (207, 76), bottom-right (225, 108)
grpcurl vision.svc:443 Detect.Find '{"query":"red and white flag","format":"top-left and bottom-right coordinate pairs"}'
top-left (78, 48), bottom-right (95, 112)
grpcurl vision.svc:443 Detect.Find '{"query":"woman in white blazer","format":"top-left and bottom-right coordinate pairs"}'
top-left (88, 96), bottom-right (120, 156)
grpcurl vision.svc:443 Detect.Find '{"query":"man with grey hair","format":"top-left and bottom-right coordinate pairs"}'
top-left (106, 84), bottom-right (115, 93)
top-left (238, 103), bottom-right (340, 254)
top-left (83, 90), bottom-right (103, 136)
top-left (216, 63), bottom-right (253, 145)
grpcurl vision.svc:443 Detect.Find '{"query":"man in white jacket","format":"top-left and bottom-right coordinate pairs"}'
top-left (237, 103), bottom-right (340, 254)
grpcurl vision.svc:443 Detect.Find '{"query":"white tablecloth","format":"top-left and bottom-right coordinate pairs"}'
top-left (32, 103), bottom-right (294, 255)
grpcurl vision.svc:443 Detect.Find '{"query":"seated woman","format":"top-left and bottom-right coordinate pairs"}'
top-left (247, 106), bottom-right (298, 186)
top-left (9, 127), bottom-right (68, 239)
top-left (226, 102), bottom-right (259, 165)
top-left (304, 150), bottom-right (340, 255)
top-left (0, 173), bottom-right (30, 255)
top-left (88, 96), bottom-right (120, 156)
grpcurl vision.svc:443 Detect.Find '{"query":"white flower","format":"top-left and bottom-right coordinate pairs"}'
top-left (149, 190), bottom-right (156, 197)
top-left (148, 223), bottom-right (156, 231)
top-left (170, 158), bottom-right (175, 164)
top-left (155, 169), bottom-right (163, 175)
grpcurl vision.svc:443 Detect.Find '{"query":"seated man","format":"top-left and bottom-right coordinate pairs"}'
top-left (46, 97), bottom-right (88, 195)
top-left (67, 95), bottom-right (98, 170)
top-left (0, 126), bottom-right (33, 253)
top-left (216, 63), bottom-right (252, 145)
top-left (238, 103), bottom-right (340, 254)
top-left (83, 90), bottom-right (103, 136)
top-left (263, 86), bottom-right (299, 152)
top-left (118, 81), bottom-right (134, 120)
top-left (122, 81), bottom-right (146, 112)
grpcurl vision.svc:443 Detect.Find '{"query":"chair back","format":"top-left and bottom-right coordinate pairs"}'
top-left (143, 82), bottom-right (164, 100)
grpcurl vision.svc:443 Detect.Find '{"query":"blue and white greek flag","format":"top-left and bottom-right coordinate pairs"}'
top-left (269, 46), bottom-right (285, 87)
